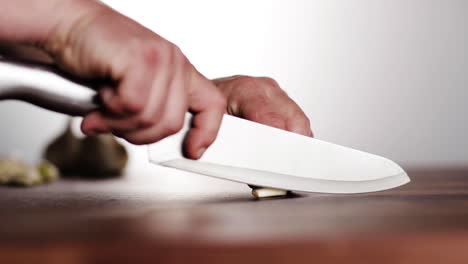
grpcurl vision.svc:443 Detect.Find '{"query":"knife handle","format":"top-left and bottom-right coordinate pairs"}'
top-left (0, 59), bottom-right (99, 116)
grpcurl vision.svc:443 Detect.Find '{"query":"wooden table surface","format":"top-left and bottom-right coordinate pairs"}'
top-left (1, 166), bottom-right (468, 264)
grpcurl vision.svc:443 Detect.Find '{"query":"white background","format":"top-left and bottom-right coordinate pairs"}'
top-left (1, 0), bottom-right (467, 167)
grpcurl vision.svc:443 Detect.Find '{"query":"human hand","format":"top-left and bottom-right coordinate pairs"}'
top-left (213, 76), bottom-right (313, 137)
top-left (1, 0), bottom-right (226, 159)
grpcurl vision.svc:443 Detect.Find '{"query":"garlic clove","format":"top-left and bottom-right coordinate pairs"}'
top-left (37, 160), bottom-right (60, 182)
top-left (249, 185), bottom-right (291, 198)
top-left (10, 168), bottom-right (42, 187)
top-left (0, 158), bottom-right (28, 184)
top-left (0, 157), bottom-right (48, 187)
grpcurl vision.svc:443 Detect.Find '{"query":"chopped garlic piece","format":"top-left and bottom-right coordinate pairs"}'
top-left (37, 160), bottom-right (60, 182)
top-left (0, 158), bottom-right (60, 187)
top-left (251, 187), bottom-right (289, 198)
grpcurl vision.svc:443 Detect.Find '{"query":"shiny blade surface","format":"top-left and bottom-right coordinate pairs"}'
top-left (148, 114), bottom-right (410, 193)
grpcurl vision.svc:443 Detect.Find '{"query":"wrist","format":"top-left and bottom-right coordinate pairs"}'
top-left (44, 0), bottom-right (105, 53)
top-left (0, 0), bottom-right (95, 46)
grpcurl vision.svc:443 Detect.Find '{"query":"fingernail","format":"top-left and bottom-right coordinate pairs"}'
top-left (86, 129), bottom-right (97, 136)
top-left (87, 127), bottom-right (107, 136)
top-left (290, 127), bottom-right (303, 135)
top-left (289, 125), bottom-right (308, 136)
top-left (197, 148), bottom-right (206, 158)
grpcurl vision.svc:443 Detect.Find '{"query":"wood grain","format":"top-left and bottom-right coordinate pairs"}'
top-left (1, 167), bottom-right (468, 263)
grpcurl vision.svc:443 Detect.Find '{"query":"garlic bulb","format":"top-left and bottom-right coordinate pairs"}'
top-left (43, 118), bottom-right (128, 177)
top-left (43, 120), bottom-right (81, 173)
top-left (76, 134), bottom-right (128, 177)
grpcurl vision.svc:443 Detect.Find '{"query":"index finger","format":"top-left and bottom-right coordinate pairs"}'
top-left (183, 69), bottom-right (226, 159)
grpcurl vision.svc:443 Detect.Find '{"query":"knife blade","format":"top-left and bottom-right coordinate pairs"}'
top-left (148, 113), bottom-right (409, 193)
top-left (0, 58), bottom-right (410, 193)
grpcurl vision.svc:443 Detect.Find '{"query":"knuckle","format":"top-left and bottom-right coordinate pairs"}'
top-left (259, 77), bottom-right (280, 88)
top-left (171, 44), bottom-right (183, 57)
top-left (139, 43), bottom-right (161, 67)
top-left (120, 97), bottom-right (145, 114)
top-left (164, 118), bottom-right (184, 135)
top-left (210, 88), bottom-right (227, 105)
top-left (290, 110), bottom-right (310, 125)
top-left (128, 40), bottom-right (166, 68)
top-left (236, 76), bottom-right (282, 99)
top-left (208, 96), bottom-right (227, 114)
top-left (204, 127), bottom-right (219, 143)
top-left (263, 111), bottom-right (285, 123)
top-left (215, 94), bottom-right (228, 109)
top-left (137, 115), bottom-right (156, 128)
top-left (171, 44), bottom-right (188, 66)
top-left (158, 41), bottom-right (173, 58)
top-left (237, 76), bottom-right (260, 89)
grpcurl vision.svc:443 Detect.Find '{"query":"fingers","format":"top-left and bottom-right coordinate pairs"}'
top-left (81, 111), bottom-right (109, 135)
top-left (82, 45), bottom-right (183, 141)
top-left (183, 106), bottom-right (225, 159)
top-left (242, 103), bottom-right (313, 137)
top-left (95, 59), bottom-right (171, 134)
top-left (81, 44), bottom-right (226, 162)
top-left (183, 69), bottom-right (226, 159)
top-left (242, 110), bottom-right (287, 131)
top-left (214, 76), bottom-right (314, 137)
top-left (38, 1), bottom-right (226, 157)
top-left (80, 41), bottom-right (171, 133)
top-left (286, 111), bottom-right (314, 137)
top-left (118, 61), bottom-right (187, 144)
top-left (99, 46), bottom-right (161, 116)
top-left (252, 105), bottom-right (313, 137)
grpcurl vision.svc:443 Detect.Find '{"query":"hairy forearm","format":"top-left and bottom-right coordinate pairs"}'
top-left (0, 0), bottom-right (98, 46)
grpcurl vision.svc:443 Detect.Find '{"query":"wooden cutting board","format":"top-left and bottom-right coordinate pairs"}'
top-left (1, 167), bottom-right (468, 264)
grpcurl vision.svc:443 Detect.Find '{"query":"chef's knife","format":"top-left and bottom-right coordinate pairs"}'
top-left (0, 58), bottom-right (410, 193)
